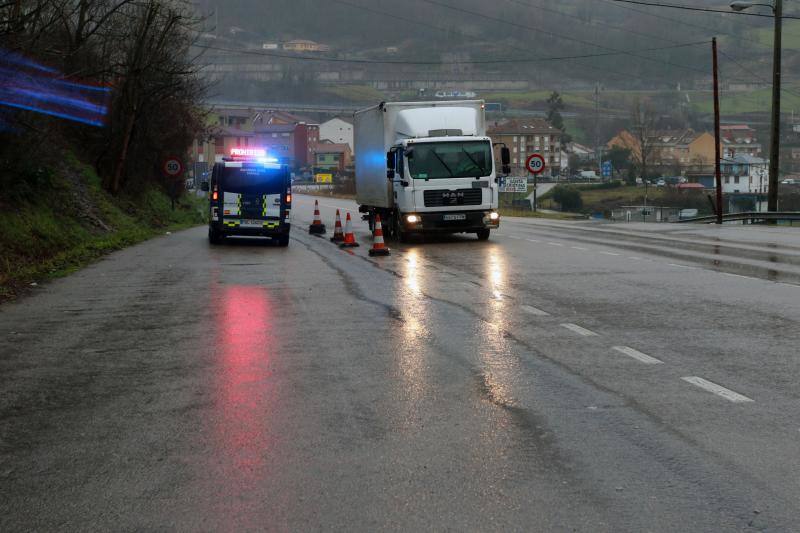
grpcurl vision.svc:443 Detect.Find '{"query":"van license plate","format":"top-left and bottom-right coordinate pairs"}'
top-left (243, 219), bottom-right (261, 226)
top-left (443, 214), bottom-right (466, 221)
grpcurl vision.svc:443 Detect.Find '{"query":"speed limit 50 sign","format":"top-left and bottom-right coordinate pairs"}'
top-left (525, 153), bottom-right (546, 175)
top-left (162, 157), bottom-right (184, 178)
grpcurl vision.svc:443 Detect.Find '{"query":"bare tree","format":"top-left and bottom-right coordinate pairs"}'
top-left (630, 97), bottom-right (658, 181)
top-left (2, 0), bottom-right (208, 195)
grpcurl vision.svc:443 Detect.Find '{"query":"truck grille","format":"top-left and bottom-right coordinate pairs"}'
top-left (423, 189), bottom-right (483, 208)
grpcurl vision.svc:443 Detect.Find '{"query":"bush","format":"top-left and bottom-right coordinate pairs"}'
top-left (583, 180), bottom-right (624, 191)
top-left (552, 185), bottom-right (583, 211)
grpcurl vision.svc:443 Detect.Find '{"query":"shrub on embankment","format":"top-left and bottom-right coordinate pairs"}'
top-left (0, 149), bottom-right (204, 301)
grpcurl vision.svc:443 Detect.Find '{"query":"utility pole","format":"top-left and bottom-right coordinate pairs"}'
top-left (769, 0), bottom-right (783, 212)
top-left (733, 0), bottom-right (783, 212)
top-left (713, 38), bottom-right (723, 224)
top-left (595, 82), bottom-right (600, 176)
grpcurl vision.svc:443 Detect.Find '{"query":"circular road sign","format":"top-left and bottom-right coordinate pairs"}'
top-left (162, 156), bottom-right (184, 178)
top-left (525, 153), bottom-right (546, 175)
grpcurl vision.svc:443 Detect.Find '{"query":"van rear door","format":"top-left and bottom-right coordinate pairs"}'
top-left (219, 162), bottom-right (287, 227)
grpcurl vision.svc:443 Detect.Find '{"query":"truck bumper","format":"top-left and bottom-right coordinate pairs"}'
top-left (402, 210), bottom-right (499, 233)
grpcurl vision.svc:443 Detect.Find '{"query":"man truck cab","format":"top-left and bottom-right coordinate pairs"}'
top-left (355, 101), bottom-right (510, 242)
top-left (202, 147), bottom-right (292, 246)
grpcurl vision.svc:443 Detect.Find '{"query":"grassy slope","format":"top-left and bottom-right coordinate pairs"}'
top-left (0, 155), bottom-right (205, 300)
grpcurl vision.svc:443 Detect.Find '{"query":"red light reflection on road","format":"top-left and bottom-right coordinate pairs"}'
top-left (212, 285), bottom-right (278, 505)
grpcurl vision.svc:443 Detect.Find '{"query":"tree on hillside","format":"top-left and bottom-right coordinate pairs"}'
top-left (0, 0), bottom-right (207, 195)
top-left (606, 146), bottom-right (632, 175)
top-left (630, 98), bottom-right (658, 181)
top-left (547, 91), bottom-right (564, 130)
top-left (547, 90), bottom-right (571, 145)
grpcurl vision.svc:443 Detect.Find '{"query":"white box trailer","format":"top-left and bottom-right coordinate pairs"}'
top-left (355, 101), bottom-right (506, 241)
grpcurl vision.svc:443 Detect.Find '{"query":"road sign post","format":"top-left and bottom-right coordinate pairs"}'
top-left (162, 157), bottom-right (184, 211)
top-left (602, 160), bottom-right (613, 179)
top-left (525, 154), bottom-right (546, 212)
top-left (162, 156), bottom-right (184, 179)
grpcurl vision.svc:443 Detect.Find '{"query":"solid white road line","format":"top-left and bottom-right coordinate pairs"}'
top-left (723, 272), bottom-right (753, 280)
top-left (560, 323), bottom-right (599, 337)
top-left (668, 263), bottom-right (697, 269)
top-left (612, 346), bottom-right (663, 365)
top-left (681, 376), bottom-right (754, 403)
top-left (521, 305), bottom-right (550, 316)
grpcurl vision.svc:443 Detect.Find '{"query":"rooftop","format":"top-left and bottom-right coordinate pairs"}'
top-left (488, 118), bottom-right (559, 134)
top-left (315, 143), bottom-right (351, 154)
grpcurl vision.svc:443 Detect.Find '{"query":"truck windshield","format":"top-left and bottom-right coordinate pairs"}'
top-left (407, 141), bottom-right (492, 180)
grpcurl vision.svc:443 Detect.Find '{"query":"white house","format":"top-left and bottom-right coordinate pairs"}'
top-left (319, 117), bottom-right (354, 153)
top-left (720, 154), bottom-right (768, 194)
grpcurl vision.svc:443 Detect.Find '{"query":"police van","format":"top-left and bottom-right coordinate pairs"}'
top-left (202, 147), bottom-right (292, 246)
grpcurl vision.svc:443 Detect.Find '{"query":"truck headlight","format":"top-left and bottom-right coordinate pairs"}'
top-left (489, 212), bottom-right (500, 221)
top-left (406, 214), bottom-right (419, 224)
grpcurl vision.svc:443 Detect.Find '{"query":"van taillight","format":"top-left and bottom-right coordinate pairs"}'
top-left (212, 190), bottom-right (218, 201)
top-left (285, 193), bottom-right (292, 204)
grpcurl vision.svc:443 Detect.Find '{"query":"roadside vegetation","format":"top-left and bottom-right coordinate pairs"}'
top-left (1, 1), bottom-right (208, 300)
top-left (540, 182), bottom-right (714, 218)
top-left (0, 150), bottom-right (204, 300)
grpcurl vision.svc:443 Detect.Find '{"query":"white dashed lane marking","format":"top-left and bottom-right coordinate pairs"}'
top-left (521, 305), bottom-right (550, 316)
top-left (572, 246), bottom-right (589, 251)
top-left (612, 346), bottom-right (664, 365)
top-left (526, 238), bottom-right (541, 243)
top-left (599, 251), bottom-right (620, 256)
top-left (508, 235), bottom-right (522, 240)
top-left (547, 242), bottom-right (564, 247)
top-left (681, 376), bottom-right (754, 403)
top-left (560, 323), bottom-right (599, 337)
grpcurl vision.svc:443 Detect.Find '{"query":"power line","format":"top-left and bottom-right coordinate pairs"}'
top-left (329, 0), bottom-right (684, 83)
top-left (193, 41), bottom-right (708, 66)
top-left (417, 0), bottom-right (712, 74)
top-left (597, 0), bottom-right (777, 50)
top-left (718, 48), bottom-right (800, 100)
top-left (503, 0), bottom-right (680, 45)
top-left (605, 0), bottom-right (800, 20)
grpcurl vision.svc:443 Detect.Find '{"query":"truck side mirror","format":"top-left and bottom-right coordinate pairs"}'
top-left (200, 181), bottom-right (210, 192)
top-left (502, 164), bottom-right (511, 175)
top-left (386, 151), bottom-right (395, 172)
top-left (501, 146), bottom-right (511, 165)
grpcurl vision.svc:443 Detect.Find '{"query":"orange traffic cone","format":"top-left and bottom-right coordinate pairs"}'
top-left (368, 214), bottom-right (391, 256)
top-left (330, 209), bottom-right (344, 242)
top-left (309, 200), bottom-right (326, 235)
top-left (339, 212), bottom-right (360, 248)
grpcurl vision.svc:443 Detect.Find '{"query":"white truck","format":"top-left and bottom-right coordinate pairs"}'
top-left (355, 100), bottom-right (509, 241)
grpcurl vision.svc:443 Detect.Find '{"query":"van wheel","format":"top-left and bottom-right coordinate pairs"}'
top-left (209, 227), bottom-right (223, 244)
top-left (476, 229), bottom-right (490, 241)
top-left (276, 235), bottom-right (290, 247)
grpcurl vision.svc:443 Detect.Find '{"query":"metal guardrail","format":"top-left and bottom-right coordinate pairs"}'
top-left (677, 211), bottom-right (800, 224)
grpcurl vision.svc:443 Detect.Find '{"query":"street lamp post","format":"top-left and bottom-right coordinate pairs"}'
top-left (731, 0), bottom-right (782, 212)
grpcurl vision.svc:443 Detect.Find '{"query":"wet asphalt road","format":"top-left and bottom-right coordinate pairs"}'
top-left (1, 194), bottom-right (800, 531)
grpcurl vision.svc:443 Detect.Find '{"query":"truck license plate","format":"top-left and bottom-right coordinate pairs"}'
top-left (443, 214), bottom-right (466, 221)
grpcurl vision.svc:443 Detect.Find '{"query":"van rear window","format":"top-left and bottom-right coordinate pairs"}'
top-left (219, 164), bottom-right (285, 194)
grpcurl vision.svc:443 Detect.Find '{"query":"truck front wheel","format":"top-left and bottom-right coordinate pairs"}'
top-left (392, 214), bottom-right (409, 243)
top-left (476, 228), bottom-right (491, 241)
